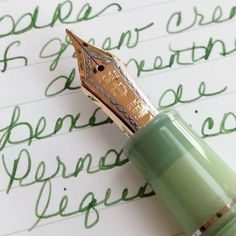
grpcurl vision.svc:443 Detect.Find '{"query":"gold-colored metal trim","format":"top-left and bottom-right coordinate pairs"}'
top-left (192, 198), bottom-right (236, 236)
top-left (66, 29), bottom-right (158, 135)
top-left (81, 85), bottom-right (134, 137)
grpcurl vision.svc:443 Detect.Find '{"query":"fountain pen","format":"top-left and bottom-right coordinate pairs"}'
top-left (66, 29), bottom-right (236, 236)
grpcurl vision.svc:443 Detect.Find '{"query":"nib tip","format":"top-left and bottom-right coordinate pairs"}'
top-left (65, 28), bottom-right (73, 36)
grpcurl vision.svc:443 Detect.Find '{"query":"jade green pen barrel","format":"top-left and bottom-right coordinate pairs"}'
top-left (124, 110), bottom-right (236, 236)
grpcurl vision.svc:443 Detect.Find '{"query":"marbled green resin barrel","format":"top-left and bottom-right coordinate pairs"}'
top-left (124, 110), bottom-right (236, 236)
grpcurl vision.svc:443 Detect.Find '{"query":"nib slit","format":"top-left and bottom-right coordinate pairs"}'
top-left (66, 29), bottom-right (99, 66)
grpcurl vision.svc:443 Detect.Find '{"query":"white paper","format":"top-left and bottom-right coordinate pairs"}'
top-left (1, 0), bottom-right (236, 235)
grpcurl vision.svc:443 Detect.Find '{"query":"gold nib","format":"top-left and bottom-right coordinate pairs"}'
top-left (66, 29), bottom-right (158, 136)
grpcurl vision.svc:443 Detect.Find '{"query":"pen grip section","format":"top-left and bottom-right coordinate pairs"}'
top-left (124, 110), bottom-right (236, 235)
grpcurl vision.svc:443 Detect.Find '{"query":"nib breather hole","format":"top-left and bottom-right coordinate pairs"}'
top-left (97, 65), bottom-right (105, 71)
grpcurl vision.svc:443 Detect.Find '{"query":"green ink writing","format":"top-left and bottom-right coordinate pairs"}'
top-left (101, 22), bottom-right (154, 51)
top-left (39, 35), bottom-right (72, 71)
top-left (2, 148), bottom-right (154, 231)
top-left (2, 148), bottom-right (128, 193)
top-left (45, 68), bottom-right (80, 97)
top-left (0, 1), bottom-right (122, 39)
top-left (0, 106), bottom-right (112, 151)
top-left (40, 22), bottom-right (154, 71)
top-left (127, 37), bottom-right (236, 77)
top-left (31, 180), bottom-right (154, 230)
top-left (201, 112), bottom-right (236, 138)
top-left (158, 81), bottom-right (227, 109)
top-left (0, 40), bottom-right (28, 72)
top-left (166, 5), bottom-right (236, 34)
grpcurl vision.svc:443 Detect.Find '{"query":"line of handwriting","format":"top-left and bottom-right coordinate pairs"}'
top-left (166, 5), bottom-right (236, 34)
top-left (0, 106), bottom-right (112, 151)
top-left (127, 37), bottom-right (236, 77)
top-left (2, 33), bottom-right (236, 76)
top-left (0, 22), bottom-right (154, 73)
top-left (31, 180), bottom-right (154, 230)
top-left (2, 148), bottom-right (127, 193)
top-left (1, 148), bottom-right (154, 231)
top-left (0, 1), bottom-right (122, 39)
top-left (158, 81), bottom-right (227, 109)
top-left (39, 22), bottom-right (154, 71)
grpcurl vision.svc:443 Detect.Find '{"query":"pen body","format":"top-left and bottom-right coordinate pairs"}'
top-left (124, 110), bottom-right (236, 236)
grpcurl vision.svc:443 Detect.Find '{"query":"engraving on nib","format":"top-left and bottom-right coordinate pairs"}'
top-left (98, 69), bottom-right (128, 97)
top-left (66, 29), bottom-right (158, 136)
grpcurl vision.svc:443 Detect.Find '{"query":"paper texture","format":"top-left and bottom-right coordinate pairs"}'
top-left (1, 0), bottom-right (236, 235)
